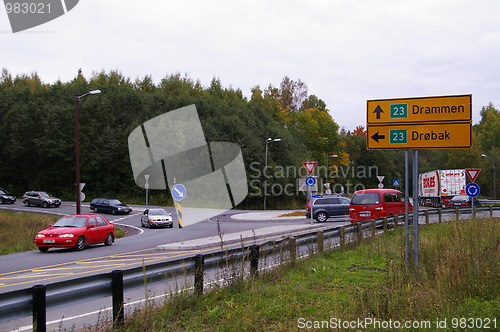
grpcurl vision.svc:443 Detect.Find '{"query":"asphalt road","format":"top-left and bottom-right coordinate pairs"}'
top-left (0, 201), bottom-right (326, 293)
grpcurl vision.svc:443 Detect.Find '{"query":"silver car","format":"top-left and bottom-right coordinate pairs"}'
top-left (141, 208), bottom-right (174, 228)
top-left (23, 191), bottom-right (61, 208)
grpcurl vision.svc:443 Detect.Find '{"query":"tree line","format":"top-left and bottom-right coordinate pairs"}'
top-left (0, 69), bottom-right (498, 208)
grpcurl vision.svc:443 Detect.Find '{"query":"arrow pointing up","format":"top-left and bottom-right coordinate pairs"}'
top-left (371, 132), bottom-right (385, 142)
top-left (373, 105), bottom-right (384, 119)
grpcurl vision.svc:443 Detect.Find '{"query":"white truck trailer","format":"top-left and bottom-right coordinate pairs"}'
top-left (418, 169), bottom-right (466, 207)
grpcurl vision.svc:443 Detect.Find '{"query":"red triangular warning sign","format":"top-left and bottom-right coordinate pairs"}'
top-left (302, 162), bottom-right (317, 175)
top-left (465, 168), bottom-right (481, 182)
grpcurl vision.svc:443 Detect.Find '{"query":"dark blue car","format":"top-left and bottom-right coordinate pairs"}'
top-left (0, 188), bottom-right (16, 204)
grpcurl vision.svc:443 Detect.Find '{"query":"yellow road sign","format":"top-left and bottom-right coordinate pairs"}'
top-left (367, 94), bottom-right (471, 124)
top-left (367, 122), bottom-right (471, 150)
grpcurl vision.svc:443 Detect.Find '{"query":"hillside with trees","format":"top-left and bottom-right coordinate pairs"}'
top-left (0, 69), bottom-right (498, 208)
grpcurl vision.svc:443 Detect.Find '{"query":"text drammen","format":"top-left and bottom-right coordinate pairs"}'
top-left (412, 104), bottom-right (465, 115)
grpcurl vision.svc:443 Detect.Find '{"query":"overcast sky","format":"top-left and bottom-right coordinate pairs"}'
top-left (1, 0), bottom-right (499, 130)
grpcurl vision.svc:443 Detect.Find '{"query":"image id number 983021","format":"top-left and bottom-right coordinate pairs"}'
top-left (5, 2), bottom-right (51, 14)
top-left (449, 317), bottom-right (497, 329)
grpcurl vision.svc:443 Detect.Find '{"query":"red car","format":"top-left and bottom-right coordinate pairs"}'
top-left (34, 214), bottom-right (116, 252)
top-left (349, 189), bottom-right (413, 223)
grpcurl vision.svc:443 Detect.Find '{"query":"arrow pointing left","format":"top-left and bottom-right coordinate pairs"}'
top-left (371, 132), bottom-right (385, 142)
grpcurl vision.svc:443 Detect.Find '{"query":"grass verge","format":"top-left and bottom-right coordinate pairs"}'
top-left (108, 218), bottom-right (498, 331)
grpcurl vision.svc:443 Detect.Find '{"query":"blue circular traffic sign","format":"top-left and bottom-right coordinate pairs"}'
top-left (305, 176), bottom-right (316, 187)
top-left (465, 182), bottom-right (480, 198)
top-left (171, 184), bottom-right (187, 201)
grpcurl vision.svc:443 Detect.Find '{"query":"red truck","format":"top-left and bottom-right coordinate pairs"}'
top-left (418, 169), bottom-right (466, 208)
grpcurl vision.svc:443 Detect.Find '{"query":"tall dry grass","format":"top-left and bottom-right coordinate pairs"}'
top-left (348, 218), bottom-right (499, 321)
top-left (0, 210), bottom-right (59, 254)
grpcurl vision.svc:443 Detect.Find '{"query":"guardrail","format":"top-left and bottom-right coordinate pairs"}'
top-left (0, 206), bottom-right (498, 331)
top-left (478, 199), bottom-right (500, 205)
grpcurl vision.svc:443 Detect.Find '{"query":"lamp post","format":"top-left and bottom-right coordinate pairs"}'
top-left (75, 89), bottom-right (101, 214)
top-left (325, 154), bottom-right (338, 178)
top-left (324, 154), bottom-right (338, 194)
top-left (263, 138), bottom-right (281, 210)
top-left (481, 154), bottom-right (497, 200)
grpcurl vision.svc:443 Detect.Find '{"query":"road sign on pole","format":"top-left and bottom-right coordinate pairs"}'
top-left (466, 183), bottom-right (480, 197)
top-left (367, 95), bottom-right (471, 124)
top-left (465, 168), bottom-right (481, 182)
top-left (305, 176), bottom-right (316, 187)
top-left (367, 95), bottom-right (472, 150)
top-left (171, 184), bottom-right (186, 201)
top-left (367, 122), bottom-right (471, 150)
top-left (302, 162), bottom-right (317, 175)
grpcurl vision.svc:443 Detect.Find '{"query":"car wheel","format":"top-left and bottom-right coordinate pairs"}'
top-left (42, 201), bottom-right (48, 208)
top-left (315, 212), bottom-right (328, 222)
top-left (146, 221), bottom-right (151, 229)
top-left (24, 200), bottom-right (30, 207)
top-left (104, 233), bottom-right (114, 246)
top-left (111, 209), bottom-right (116, 215)
top-left (74, 236), bottom-right (85, 251)
top-left (38, 247), bottom-right (49, 253)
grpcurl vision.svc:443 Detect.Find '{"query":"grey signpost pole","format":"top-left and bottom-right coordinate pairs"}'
top-left (405, 151), bottom-right (409, 263)
top-left (412, 150), bottom-right (419, 266)
top-left (310, 193), bottom-right (314, 225)
top-left (145, 174), bottom-right (149, 207)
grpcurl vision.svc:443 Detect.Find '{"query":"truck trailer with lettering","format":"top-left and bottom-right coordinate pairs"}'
top-left (418, 169), bottom-right (466, 207)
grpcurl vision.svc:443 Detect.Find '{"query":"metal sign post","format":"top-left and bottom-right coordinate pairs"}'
top-left (144, 175), bottom-right (149, 207)
top-left (404, 151), bottom-right (409, 263)
top-left (172, 184), bottom-right (186, 243)
top-left (404, 150), bottom-right (419, 267)
top-left (466, 182), bottom-right (481, 217)
top-left (305, 176), bottom-right (316, 225)
top-left (412, 150), bottom-right (419, 266)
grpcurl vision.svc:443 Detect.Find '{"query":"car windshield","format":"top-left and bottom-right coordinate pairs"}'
top-left (351, 193), bottom-right (381, 205)
top-left (0, 189), bottom-right (7, 194)
top-left (39, 192), bottom-right (52, 198)
top-left (53, 216), bottom-right (88, 227)
top-left (149, 209), bottom-right (168, 215)
top-left (109, 199), bottom-right (122, 205)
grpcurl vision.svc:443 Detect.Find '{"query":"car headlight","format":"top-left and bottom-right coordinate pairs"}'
top-left (35, 234), bottom-right (45, 238)
top-left (58, 234), bottom-right (75, 238)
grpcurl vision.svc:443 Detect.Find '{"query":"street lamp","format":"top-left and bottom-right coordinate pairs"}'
top-left (324, 154), bottom-right (338, 193)
top-left (481, 154), bottom-right (497, 200)
top-left (325, 154), bottom-right (338, 178)
top-left (263, 138), bottom-right (281, 210)
top-left (75, 89), bottom-right (101, 214)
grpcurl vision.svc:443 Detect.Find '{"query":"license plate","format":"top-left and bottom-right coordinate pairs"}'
top-left (360, 212), bottom-right (371, 217)
top-left (43, 239), bottom-right (55, 244)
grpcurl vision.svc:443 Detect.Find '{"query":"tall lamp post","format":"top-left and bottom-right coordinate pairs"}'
top-left (75, 89), bottom-right (101, 214)
top-left (324, 154), bottom-right (338, 194)
top-left (481, 154), bottom-right (497, 200)
top-left (325, 154), bottom-right (338, 178)
top-left (263, 138), bottom-right (281, 210)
